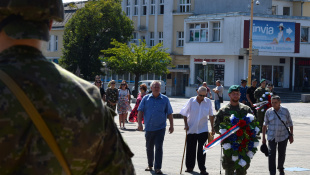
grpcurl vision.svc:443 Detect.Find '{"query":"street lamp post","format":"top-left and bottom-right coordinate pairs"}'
top-left (202, 60), bottom-right (207, 83)
top-left (247, 0), bottom-right (260, 87)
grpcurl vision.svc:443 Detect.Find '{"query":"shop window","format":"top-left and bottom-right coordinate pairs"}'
top-left (195, 64), bottom-right (224, 85)
top-left (180, 0), bottom-right (191, 13)
top-left (251, 65), bottom-right (260, 83)
top-left (261, 65), bottom-right (272, 83)
top-left (301, 27), bottom-right (309, 43)
top-left (273, 66), bottom-right (284, 87)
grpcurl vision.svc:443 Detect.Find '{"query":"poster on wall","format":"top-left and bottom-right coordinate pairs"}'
top-left (252, 20), bottom-right (295, 53)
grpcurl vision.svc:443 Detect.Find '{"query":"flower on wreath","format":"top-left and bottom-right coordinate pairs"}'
top-left (247, 151), bottom-right (254, 159)
top-left (254, 141), bottom-right (260, 148)
top-left (248, 141), bottom-right (254, 151)
top-left (232, 156), bottom-right (238, 162)
top-left (223, 143), bottom-right (231, 150)
top-left (236, 129), bottom-right (243, 137)
top-left (255, 126), bottom-right (260, 134)
top-left (246, 113), bottom-right (255, 122)
top-left (228, 134), bottom-right (237, 142)
top-left (220, 129), bottom-right (227, 134)
top-left (238, 120), bottom-right (247, 128)
top-left (238, 159), bottom-right (247, 167)
top-left (232, 143), bottom-right (239, 151)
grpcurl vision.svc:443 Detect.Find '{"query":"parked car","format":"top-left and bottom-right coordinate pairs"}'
top-left (132, 80), bottom-right (166, 95)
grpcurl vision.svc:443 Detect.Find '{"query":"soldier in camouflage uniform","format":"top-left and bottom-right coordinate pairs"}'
top-left (0, 1), bottom-right (135, 174)
top-left (254, 79), bottom-right (270, 132)
top-left (214, 85), bottom-right (253, 175)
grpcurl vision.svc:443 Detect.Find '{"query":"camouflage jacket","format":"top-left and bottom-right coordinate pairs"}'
top-left (254, 87), bottom-right (270, 103)
top-left (214, 103), bottom-right (253, 134)
top-left (0, 46), bottom-right (135, 175)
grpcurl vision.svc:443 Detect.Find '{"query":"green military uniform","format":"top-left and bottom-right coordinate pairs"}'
top-left (0, 1), bottom-right (135, 174)
top-left (254, 83), bottom-right (270, 132)
top-left (214, 85), bottom-right (253, 175)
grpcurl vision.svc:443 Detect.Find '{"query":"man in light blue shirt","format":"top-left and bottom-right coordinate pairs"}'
top-left (137, 81), bottom-right (174, 174)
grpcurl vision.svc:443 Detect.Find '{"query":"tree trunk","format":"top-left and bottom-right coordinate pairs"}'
top-left (133, 73), bottom-right (140, 98)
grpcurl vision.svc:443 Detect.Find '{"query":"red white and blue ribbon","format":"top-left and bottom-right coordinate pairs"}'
top-left (203, 124), bottom-right (240, 154)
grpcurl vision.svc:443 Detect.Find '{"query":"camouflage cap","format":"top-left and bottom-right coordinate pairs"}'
top-left (228, 85), bottom-right (240, 94)
top-left (260, 78), bottom-right (266, 84)
top-left (0, 0), bottom-right (64, 41)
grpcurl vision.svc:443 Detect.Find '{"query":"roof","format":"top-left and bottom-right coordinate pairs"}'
top-left (52, 1), bottom-right (86, 29)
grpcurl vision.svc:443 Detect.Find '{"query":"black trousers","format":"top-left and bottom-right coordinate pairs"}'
top-left (186, 132), bottom-right (208, 171)
top-left (268, 138), bottom-right (288, 175)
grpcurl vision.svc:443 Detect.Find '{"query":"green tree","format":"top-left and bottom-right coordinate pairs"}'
top-left (102, 40), bottom-right (172, 97)
top-left (60, 0), bottom-right (133, 80)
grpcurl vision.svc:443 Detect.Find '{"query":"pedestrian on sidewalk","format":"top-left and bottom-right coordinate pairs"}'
top-left (239, 79), bottom-right (248, 105)
top-left (213, 80), bottom-right (223, 112)
top-left (129, 83), bottom-right (147, 125)
top-left (180, 86), bottom-right (215, 175)
top-left (137, 80), bottom-right (174, 174)
top-left (117, 81), bottom-right (132, 129)
top-left (262, 95), bottom-right (294, 175)
top-left (202, 82), bottom-right (213, 99)
top-left (106, 80), bottom-right (118, 111)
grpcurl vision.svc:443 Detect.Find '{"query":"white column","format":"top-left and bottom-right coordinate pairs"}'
top-left (292, 57), bottom-right (295, 91)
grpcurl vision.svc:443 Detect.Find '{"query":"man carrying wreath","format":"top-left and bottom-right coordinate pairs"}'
top-left (214, 85), bottom-right (253, 175)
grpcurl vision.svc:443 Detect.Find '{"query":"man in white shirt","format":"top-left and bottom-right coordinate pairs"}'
top-left (180, 87), bottom-right (215, 175)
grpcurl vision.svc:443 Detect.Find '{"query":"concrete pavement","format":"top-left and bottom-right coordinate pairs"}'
top-left (116, 97), bottom-right (310, 175)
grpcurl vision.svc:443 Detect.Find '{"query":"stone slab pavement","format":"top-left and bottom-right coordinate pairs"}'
top-left (115, 97), bottom-right (310, 175)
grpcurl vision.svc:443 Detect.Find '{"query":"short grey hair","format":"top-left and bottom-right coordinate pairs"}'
top-left (271, 95), bottom-right (281, 101)
top-left (151, 80), bottom-right (161, 87)
top-left (198, 86), bottom-right (207, 93)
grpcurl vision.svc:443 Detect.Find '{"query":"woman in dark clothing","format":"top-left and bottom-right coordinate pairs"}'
top-left (106, 80), bottom-right (118, 111)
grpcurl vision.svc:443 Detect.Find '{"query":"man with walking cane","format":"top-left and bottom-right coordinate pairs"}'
top-left (180, 86), bottom-right (215, 175)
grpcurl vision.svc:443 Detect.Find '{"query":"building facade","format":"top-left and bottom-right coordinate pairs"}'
top-left (122, 0), bottom-right (310, 97)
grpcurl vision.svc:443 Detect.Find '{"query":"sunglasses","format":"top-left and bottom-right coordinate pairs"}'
top-left (111, 82), bottom-right (115, 84)
top-left (121, 84), bottom-right (126, 85)
top-left (198, 94), bottom-right (206, 97)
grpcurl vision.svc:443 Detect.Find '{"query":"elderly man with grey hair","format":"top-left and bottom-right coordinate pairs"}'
top-left (137, 80), bottom-right (174, 174)
top-left (180, 86), bottom-right (215, 175)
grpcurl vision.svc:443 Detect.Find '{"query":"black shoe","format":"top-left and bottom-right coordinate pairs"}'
top-left (279, 169), bottom-right (285, 175)
top-left (125, 119), bottom-right (129, 123)
top-left (200, 170), bottom-right (209, 175)
top-left (155, 169), bottom-right (163, 174)
top-left (185, 168), bottom-right (193, 172)
top-left (145, 166), bottom-right (153, 171)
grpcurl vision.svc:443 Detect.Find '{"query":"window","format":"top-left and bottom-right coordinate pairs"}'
top-left (141, 35), bottom-right (146, 43)
top-left (150, 0), bottom-right (155, 15)
top-left (212, 22), bottom-right (221, 42)
top-left (189, 23), bottom-right (208, 42)
top-left (177, 31), bottom-right (184, 47)
top-left (180, 0), bottom-right (191, 13)
top-left (47, 35), bottom-right (58, 52)
top-left (159, 0), bottom-right (164, 14)
top-left (134, 0), bottom-right (138, 15)
top-left (55, 35), bottom-right (58, 51)
top-left (159, 32), bottom-right (163, 44)
top-left (272, 6), bottom-right (277, 15)
top-left (150, 32), bottom-right (155, 46)
top-left (301, 27), bottom-right (309, 43)
top-left (126, 0), bottom-right (130, 16)
top-left (132, 32), bottom-right (138, 44)
top-left (142, 0), bottom-right (147, 15)
top-left (283, 7), bottom-right (290, 16)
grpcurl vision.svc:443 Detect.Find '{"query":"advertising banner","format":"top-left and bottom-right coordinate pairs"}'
top-left (252, 20), bottom-right (295, 53)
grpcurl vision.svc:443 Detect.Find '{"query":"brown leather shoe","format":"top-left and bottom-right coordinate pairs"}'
top-left (155, 169), bottom-right (163, 174)
top-left (185, 168), bottom-right (193, 172)
top-left (145, 166), bottom-right (153, 171)
top-left (200, 170), bottom-right (209, 175)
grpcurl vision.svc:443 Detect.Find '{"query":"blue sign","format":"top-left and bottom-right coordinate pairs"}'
top-left (252, 20), bottom-right (295, 53)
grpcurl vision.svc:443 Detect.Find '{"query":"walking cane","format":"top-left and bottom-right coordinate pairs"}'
top-left (180, 130), bottom-right (187, 174)
top-left (220, 144), bottom-right (223, 174)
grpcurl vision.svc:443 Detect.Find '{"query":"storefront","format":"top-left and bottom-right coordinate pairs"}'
top-left (294, 58), bottom-right (310, 91)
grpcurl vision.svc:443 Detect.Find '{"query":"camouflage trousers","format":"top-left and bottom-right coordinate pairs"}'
top-left (257, 110), bottom-right (266, 132)
top-left (223, 155), bottom-right (248, 175)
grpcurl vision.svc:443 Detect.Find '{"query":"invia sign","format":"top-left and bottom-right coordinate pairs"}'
top-left (252, 20), bottom-right (295, 53)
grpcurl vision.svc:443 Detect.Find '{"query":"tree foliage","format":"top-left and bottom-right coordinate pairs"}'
top-left (60, 0), bottom-right (133, 80)
top-left (102, 40), bottom-right (172, 97)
